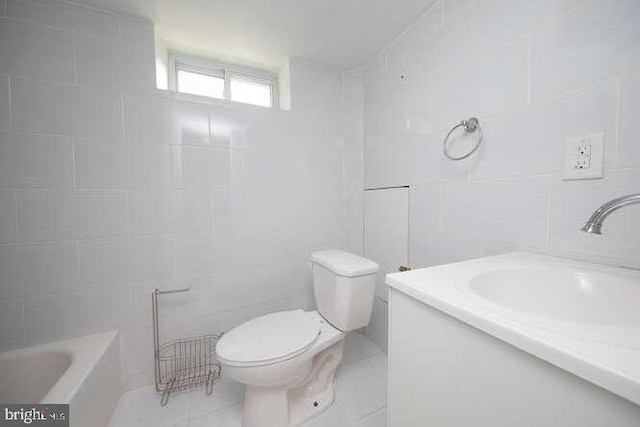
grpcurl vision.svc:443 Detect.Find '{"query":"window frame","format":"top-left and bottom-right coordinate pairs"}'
top-left (169, 52), bottom-right (278, 108)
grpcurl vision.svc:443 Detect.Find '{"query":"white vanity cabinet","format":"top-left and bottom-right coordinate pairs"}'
top-left (387, 253), bottom-right (640, 427)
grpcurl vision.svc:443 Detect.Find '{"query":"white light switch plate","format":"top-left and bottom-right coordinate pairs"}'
top-left (562, 133), bottom-right (604, 180)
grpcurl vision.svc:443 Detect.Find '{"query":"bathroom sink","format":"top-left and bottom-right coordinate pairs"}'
top-left (468, 266), bottom-right (640, 325)
top-left (386, 252), bottom-right (640, 408)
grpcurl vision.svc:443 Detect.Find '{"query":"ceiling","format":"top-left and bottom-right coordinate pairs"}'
top-left (80, 0), bottom-right (438, 71)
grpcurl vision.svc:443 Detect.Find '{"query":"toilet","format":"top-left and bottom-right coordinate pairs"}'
top-left (216, 249), bottom-right (379, 427)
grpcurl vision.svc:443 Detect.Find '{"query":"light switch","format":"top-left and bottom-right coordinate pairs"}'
top-left (563, 134), bottom-right (604, 180)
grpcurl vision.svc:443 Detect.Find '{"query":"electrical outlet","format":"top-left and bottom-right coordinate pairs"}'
top-left (563, 134), bottom-right (604, 180)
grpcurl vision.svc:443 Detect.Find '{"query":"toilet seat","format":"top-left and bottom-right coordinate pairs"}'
top-left (217, 310), bottom-right (321, 367)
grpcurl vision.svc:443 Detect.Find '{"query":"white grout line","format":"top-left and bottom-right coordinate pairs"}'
top-left (71, 35), bottom-right (78, 86)
top-left (438, 183), bottom-right (444, 232)
top-left (526, 32), bottom-right (532, 106)
top-left (353, 405), bottom-right (387, 424)
top-left (13, 189), bottom-right (20, 244)
top-left (469, 172), bottom-right (560, 184)
top-left (119, 91), bottom-right (126, 142)
top-left (7, 75), bottom-right (13, 132)
top-left (75, 239), bottom-right (82, 289)
top-left (124, 190), bottom-right (131, 239)
top-left (15, 305), bottom-right (27, 348)
top-left (533, 75), bottom-right (620, 105)
top-left (70, 138), bottom-right (77, 189)
top-left (545, 176), bottom-right (553, 249)
top-left (170, 236), bottom-right (177, 279)
top-left (613, 76), bottom-right (622, 170)
top-left (470, 0), bottom-right (477, 60)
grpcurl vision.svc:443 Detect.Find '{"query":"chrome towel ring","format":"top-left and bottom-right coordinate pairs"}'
top-left (443, 117), bottom-right (483, 160)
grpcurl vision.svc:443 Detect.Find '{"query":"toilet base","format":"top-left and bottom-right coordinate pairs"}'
top-left (243, 386), bottom-right (289, 427)
top-left (241, 339), bottom-right (345, 427)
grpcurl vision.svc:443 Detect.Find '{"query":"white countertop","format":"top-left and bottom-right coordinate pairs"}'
top-left (386, 252), bottom-right (640, 406)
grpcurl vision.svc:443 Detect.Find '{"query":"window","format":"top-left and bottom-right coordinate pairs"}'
top-left (170, 53), bottom-right (277, 108)
top-left (177, 69), bottom-right (224, 99)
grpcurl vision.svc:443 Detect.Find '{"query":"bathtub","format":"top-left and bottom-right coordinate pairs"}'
top-left (0, 331), bottom-right (124, 427)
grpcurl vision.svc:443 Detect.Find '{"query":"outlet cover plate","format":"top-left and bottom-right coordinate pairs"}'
top-left (562, 133), bottom-right (604, 180)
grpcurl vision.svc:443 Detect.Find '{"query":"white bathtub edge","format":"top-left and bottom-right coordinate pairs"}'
top-left (0, 331), bottom-right (120, 404)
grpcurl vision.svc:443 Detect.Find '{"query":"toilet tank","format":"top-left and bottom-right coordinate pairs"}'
top-left (309, 250), bottom-right (379, 332)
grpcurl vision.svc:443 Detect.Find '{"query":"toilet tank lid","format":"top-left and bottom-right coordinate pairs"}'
top-left (310, 250), bottom-right (379, 277)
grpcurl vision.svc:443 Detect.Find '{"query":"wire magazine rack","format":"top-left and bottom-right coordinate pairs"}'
top-left (152, 287), bottom-right (222, 406)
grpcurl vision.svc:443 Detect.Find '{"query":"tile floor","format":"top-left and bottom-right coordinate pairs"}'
top-left (109, 332), bottom-right (387, 427)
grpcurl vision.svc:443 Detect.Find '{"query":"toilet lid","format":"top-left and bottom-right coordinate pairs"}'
top-left (216, 310), bottom-right (321, 366)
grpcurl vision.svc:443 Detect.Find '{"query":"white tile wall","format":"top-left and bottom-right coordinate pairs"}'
top-left (123, 92), bottom-right (210, 145)
top-left (0, 299), bottom-right (25, 348)
top-left (409, 185), bottom-right (440, 237)
top-left (530, 0), bottom-right (640, 101)
top-left (434, 36), bottom-right (529, 130)
top-left (442, 177), bottom-right (550, 247)
top-left (0, 74), bottom-right (9, 132)
top-left (410, 232), bottom-right (482, 269)
top-left (18, 189), bottom-right (128, 242)
top-left (77, 142), bottom-right (174, 190)
top-left (213, 265), bottom-right (294, 309)
top-left (550, 169), bottom-right (640, 262)
top-left (291, 81), bottom-right (343, 117)
top-left (474, 0), bottom-right (581, 56)
top-left (363, 52), bottom-right (386, 85)
top-left (290, 59), bottom-right (344, 117)
top-left (342, 68), bottom-right (365, 255)
top-left (0, 133), bottom-right (74, 188)
top-left (75, 35), bottom-right (155, 90)
top-left (0, 242), bottom-right (80, 299)
top-left (364, 188), bottom-right (408, 300)
top-left (24, 285), bottom-right (131, 344)
top-left (406, 131), bottom-right (469, 184)
top-left (0, 17), bottom-right (74, 83)
top-left (79, 237), bottom-right (173, 288)
top-left (127, 190), bottom-right (212, 237)
top-left (0, 1), bottom-right (353, 393)
top-left (434, 3), bottom-right (473, 81)
top-left (179, 146), bottom-right (231, 192)
top-left (6, 0), bottom-right (120, 39)
top-left (174, 233), bottom-right (216, 277)
top-left (362, 0), bottom-right (640, 351)
top-left (119, 16), bottom-right (155, 46)
top-left (74, 141), bottom-right (133, 189)
top-left (619, 70), bottom-right (640, 168)
top-left (363, 103), bottom-right (409, 189)
top-left (11, 78), bottom-right (124, 141)
top-left (0, 190), bottom-right (18, 243)
top-left (472, 81), bottom-right (619, 180)
top-left (291, 59), bottom-right (344, 88)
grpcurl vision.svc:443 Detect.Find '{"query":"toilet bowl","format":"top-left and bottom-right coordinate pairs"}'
top-left (216, 250), bottom-right (379, 427)
top-left (218, 310), bottom-right (345, 426)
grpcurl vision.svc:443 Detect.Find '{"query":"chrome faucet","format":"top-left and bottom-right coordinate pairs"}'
top-left (581, 193), bottom-right (640, 234)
